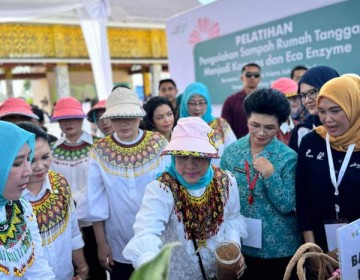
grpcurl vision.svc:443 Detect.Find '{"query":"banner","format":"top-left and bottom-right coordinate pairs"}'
top-left (194, 0), bottom-right (360, 104)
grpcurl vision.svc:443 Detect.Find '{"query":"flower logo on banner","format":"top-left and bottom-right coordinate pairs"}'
top-left (188, 17), bottom-right (220, 45)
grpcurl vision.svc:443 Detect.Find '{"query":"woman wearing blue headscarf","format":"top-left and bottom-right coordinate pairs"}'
top-left (0, 121), bottom-right (55, 279)
top-left (289, 66), bottom-right (339, 152)
top-left (180, 82), bottom-right (236, 166)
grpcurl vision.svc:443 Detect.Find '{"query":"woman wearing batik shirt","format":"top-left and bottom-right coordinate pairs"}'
top-left (180, 82), bottom-right (236, 166)
top-left (18, 122), bottom-right (88, 280)
top-left (84, 87), bottom-right (170, 280)
top-left (50, 96), bottom-right (106, 280)
top-left (123, 117), bottom-right (247, 280)
top-left (0, 121), bottom-right (55, 279)
top-left (221, 89), bottom-right (302, 280)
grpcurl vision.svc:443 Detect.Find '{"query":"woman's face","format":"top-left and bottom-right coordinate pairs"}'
top-left (248, 113), bottom-right (279, 148)
top-left (288, 96), bottom-right (301, 117)
top-left (152, 104), bottom-right (174, 135)
top-left (318, 97), bottom-right (350, 137)
top-left (29, 138), bottom-right (52, 185)
top-left (3, 143), bottom-right (32, 200)
top-left (175, 156), bottom-right (210, 184)
top-left (187, 94), bottom-right (207, 118)
top-left (59, 118), bottom-right (83, 138)
top-left (299, 83), bottom-right (319, 115)
top-left (95, 110), bottom-right (113, 136)
top-left (111, 118), bottom-right (141, 142)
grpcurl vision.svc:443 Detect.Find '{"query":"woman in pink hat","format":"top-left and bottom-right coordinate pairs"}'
top-left (87, 100), bottom-right (113, 136)
top-left (271, 77), bottom-right (300, 145)
top-left (123, 116), bottom-right (248, 280)
top-left (50, 96), bottom-right (106, 280)
top-left (0, 97), bottom-right (39, 123)
top-left (83, 87), bottom-right (170, 280)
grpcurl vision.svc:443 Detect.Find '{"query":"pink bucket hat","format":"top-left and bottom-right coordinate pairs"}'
top-left (162, 116), bottom-right (219, 158)
top-left (87, 100), bottom-right (106, 123)
top-left (0, 98), bottom-right (39, 119)
top-left (51, 97), bottom-right (86, 121)
top-left (271, 77), bottom-right (298, 98)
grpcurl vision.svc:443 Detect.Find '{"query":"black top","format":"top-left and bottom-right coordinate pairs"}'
top-left (296, 131), bottom-right (360, 251)
top-left (289, 115), bottom-right (322, 153)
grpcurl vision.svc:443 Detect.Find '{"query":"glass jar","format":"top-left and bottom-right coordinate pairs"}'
top-left (214, 241), bottom-right (241, 280)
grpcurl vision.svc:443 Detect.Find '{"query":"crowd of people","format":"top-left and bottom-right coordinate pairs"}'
top-left (0, 63), bottom-right (359, 280)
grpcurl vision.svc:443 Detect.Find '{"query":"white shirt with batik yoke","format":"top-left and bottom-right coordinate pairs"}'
top-left (123, 169), bottom-right (248, 280)
top-left (0, 199), bottom-right (55, 279)
top-left (83, 130), bottom-right (170, 263)
top-left (208, 118), bottom-right (237, 166)
top-left (22, 171), bottom-right (84, 280)
top-left (50, 131), bottom-right (94, 225)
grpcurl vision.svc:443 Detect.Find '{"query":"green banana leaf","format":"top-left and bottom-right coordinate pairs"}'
top-left (129, 242), bottom-right (181, 280)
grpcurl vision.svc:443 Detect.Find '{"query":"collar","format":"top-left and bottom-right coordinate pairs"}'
top-left (280, 118), bottom-right (295, 134)
top-left (22, 173), bottom-right (52, 199)
top-left (113, 129), bottom-right (144, 145)
top-left (242, 133), bottom-right (276, 158)
top-left (53, 131), bottom-right (93, 147)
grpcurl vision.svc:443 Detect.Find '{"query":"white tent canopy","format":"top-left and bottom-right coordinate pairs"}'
top-left (0, 0), bottom-right (113, 100)
top-left (0, 0), bottom-right (210, 100)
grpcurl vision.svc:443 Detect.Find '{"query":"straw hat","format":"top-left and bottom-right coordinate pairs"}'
top-left (0, 98), bottom-right (39, 119)
top-left (162, 116), bottom-right (219, 158)
top-left (271, 78), bottom-right (298, 98)
top-left (51, 97), bottom-right (86, 121)
top-left (100, 87), bottom-right (145, 119)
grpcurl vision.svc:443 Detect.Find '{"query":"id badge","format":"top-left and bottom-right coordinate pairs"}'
top-left (242, 218), bottom-right (262, 249)
top-left (324, 218), bottom-right (348, 251)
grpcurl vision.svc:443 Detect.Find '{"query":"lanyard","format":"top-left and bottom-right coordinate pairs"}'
top-left (326, 133), bottom-right (355, 196)
top-left (245, 161), bottom-right (259, 204)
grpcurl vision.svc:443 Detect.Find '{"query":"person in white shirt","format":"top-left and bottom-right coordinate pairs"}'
top-left (123, 117), bottom-right (248, 280)
top-left (84, 86), bottom-right (170, 280)
top-left (18, 121), bottom-right (88, 280)
top-left (0, 121), bottom-right (55, 279)
top-left (50, 96), bottom-right (106, 279)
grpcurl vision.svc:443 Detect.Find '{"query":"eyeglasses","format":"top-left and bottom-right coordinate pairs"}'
top-left (244, 72), bottom-right (261, 78)
top-left (188, 101), bottom-right (207, 107)
top-left (248, 121), bottom-right (278, 135)
top-left (298, 88), bottom-right (319, 101)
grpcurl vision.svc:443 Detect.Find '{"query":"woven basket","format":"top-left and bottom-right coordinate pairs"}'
top-left (283, 243), bottom-right (340, 280)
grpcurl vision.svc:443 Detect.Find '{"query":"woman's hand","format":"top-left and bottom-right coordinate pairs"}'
top-left (73, 265), bottom-right (89, 280)
top-left (253, 157), bottom-right (274, 179)
top-left (237, 252), bottom-right (246, 279)
top-left (97, 241), bottom-right (114, 272)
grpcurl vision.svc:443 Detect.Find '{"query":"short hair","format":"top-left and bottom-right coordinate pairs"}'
top-left (290, 65), bottom-right (308, 79)
top-left (158, 79), bottom-right (177, 90)
top-left (142, 96), bottom-right (175, 130)
top-left (17, 121), bottom-right (49, 142)
top-left (244, 88), bottom-right (290, 125)
top-left (241, 63), bottom-right (261, 73)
